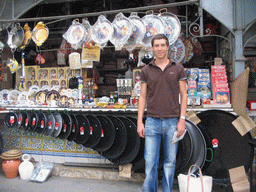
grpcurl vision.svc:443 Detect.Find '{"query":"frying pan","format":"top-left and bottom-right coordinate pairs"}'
top-left (197, 110), bottom-right (254, 180)
top-left (17, 112), bottom-right (27, 129)
top-left (110, 116), bottom-right (140, 165)
top-left (101, 115), bottom-right (127, 159)
top-left (35, 112), bottom-right (47, 134)
top-left (28, 112), bottom-right (39, 132)
top-left (74, 114), bottom-right (90, 144)
top-left (92, 115), bottom-right (115, 153)
top-left (23, 112), bottom-right (31, 131)
top-left (67, 114), bottom-right (79, 141)
top-left (44, 113), bottom-right (55, 136)
top-left (52, 113), bottom-right (63, 138)
top-left (58, 113), bottom-right (72, 140)
top-left (4, 112), bottom-right (19, 129)
top-left (82, 114), bottom-right (102, 148)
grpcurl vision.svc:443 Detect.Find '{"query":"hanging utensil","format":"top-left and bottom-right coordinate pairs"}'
top-left (20, 24), bottom-right (32, 50)
top-left (18, 52), bottom-right (27, 91)
top-left (32, 21), bottom-right (49, 46)
top-left (7, 23), bottom-right (24, 50)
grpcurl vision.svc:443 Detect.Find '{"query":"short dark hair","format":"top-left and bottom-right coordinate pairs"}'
top-left (151, 34), bottom-right (169, 47)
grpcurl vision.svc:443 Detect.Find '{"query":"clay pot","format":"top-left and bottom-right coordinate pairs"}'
top-left (2, 158), bottom-right (21, 178)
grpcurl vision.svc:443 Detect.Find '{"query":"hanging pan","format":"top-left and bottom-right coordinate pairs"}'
top-left (110, 116), bottom-right (140, 165)
top-left (28, 112), bottom-right (39, 132)
top-left (4, 112), bottom-right (19, 129)
top-left (92, 115), bottom-right (115, 153)
top-left (35, 112), bottom-right (47, 134)
top-left (82, 114), bottom-right (102, 148)
top-left (44, 113), bottom-right (55, 136)
top-left (102, 115), bottom-right (127, 160)
top-left (22, 112), bottom-right (31, 131)
top-left (67, 114), bottom-right (79, 142)
top-left (7, 23), bottom-right (24, 50)
top-left (58, 113), bottom-right (72, 140)
top-left (196, 110), bottom-right (254, 180)
top-left (52, 113), bottom-right (63, 138)
top-left (17, 112), bottom-right (26, 129)
top-left (74, 114), bottom-right (90, 144)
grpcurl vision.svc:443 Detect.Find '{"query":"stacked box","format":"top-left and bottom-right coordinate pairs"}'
top-left (197, 69), bottom-right (211, 99)
top-left (186, 68), bottom-right (199, 97)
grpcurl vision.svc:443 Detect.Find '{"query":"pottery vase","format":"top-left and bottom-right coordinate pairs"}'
top-left (2, 158), bottom-right (21, 178)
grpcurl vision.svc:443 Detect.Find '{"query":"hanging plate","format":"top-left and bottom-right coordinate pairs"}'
top-left (141, 13), bottom-right (166, 48)
top-left (18, 91), bottom-right (28, 106)
top-left (110, 12), bottom-right (133, 50)
top-left (45, 90), bottom-right (60, 106)
top-left (35, 90), bottom-right (47, 105)
top-left (168, 38), bottom-right (185, 63)
top-left (159, 12), bottom-right (181, 46)
top-left (91, 15), bottom-right (114, 46)
top-left (32, 21), bottom-right (49, 46)
top-left (8, 90), bottom-right (20, 104)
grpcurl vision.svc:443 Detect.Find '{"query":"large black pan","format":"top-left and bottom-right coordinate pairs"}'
top-left (35, 112), bottom-right (47, 134)
top-left (102, 115), bottom-right (127, 159)
top-left (58, 113), bottom-right (72, 140)
top-left (52, 113), bottom-right (63, 138)
top-left (92, 115), bottom-right (115, 153)
top-left (110, 116), bottom-right (140, 165)
top-left (74, 114), bottom-right (90, 144)
top-left (28, 112), bottom-right (39, 132)
top-left (197, 109), bottom-right (254, 180)
top-left (67, 114), bottom-right (79, 141)
top-left (4, 112), bottom-right (19, 129)
top-left (83, 114), bottom-right (102, 148)
top-left (44, 113), bottom-right (55, 136)
top-left (23, 112), bottom-right (31, 131)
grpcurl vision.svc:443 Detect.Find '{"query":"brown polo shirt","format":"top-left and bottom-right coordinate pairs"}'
top-left (140, 59), bottom-right (186, 118)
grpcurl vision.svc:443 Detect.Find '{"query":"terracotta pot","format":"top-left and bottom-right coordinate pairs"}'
top-left (2, 158), bottom-right (21, 178)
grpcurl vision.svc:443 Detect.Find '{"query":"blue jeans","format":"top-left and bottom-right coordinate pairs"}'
top-left (143, 117), bottom-right (179, 192)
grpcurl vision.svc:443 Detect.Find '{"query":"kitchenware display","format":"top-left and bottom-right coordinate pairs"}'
top-left (35, 112), bottom-right (47, 134)
top-left (32, 21), bottom-right (49, 46)
top-left (63, 19), bottom-right (86, 50)
top-left (168, 38), bottom-right (185, 63)
top-left (7, 23), bottom-right (24, 50)
top-left (35, 90), bottom-right (47, 105)
top-left (110, 116), bottom-right (140, 165)
top-left (102, 115), bottom-right (127, 160)
top-left (83, 114), bottom-right (102, 148)
top-left (67, 114), bottom-right (79, 141)
top-left (58, 113), bottom-right (72, 140)
top-left (74, 114), bottom-right (90, 144)
top-left (125, 12), bottom-right (146, 51)
top-left (4, 112), bottom-right (19, 129)
top-left (141, 12), bottom-right (167, 48)
top-left (92, 115), bottom-right (115, 153)
top-left (52, 113), bottom-right (63, 137)
top-left (7, 90), bottom-right (20, 105)
top-left (197, 110), bottom-right (253, 180)
top-left (110, 12), bottom-right (133, 50)
top-left (28, 112), bottom-right (39, 132)
top-left (44, 113), bottom-right (55, 136)
top-left (20, 24), bottom-right (32, 49)
top-left (159, 10), bottom-right (181, 46)
top-left (45, 90), bottom-right (60, 106)
top-left (91, 15), bottom-right (114, 47)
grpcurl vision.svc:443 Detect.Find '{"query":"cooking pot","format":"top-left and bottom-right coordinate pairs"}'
top-left (52, 113), bottom-right (63, 138)
top-left (92, 115), bottom-right (115, 153)
top-left (110, 116), bottom-right (140, 165)
top-left (35, 112), bottom-right (47, 134)
top-left (101, 115), bottom-right (127, 160)
top-left (196, 110), bottom-right (254, 180)
top-left (82, 114), bottom-right (102, 148)
top-left (67, 114), bottom-right (79, 141)
top-left (44, 113), bottom-right (55, 136)
top-left (58, 113), bottom-right (72, 140)
top-left (74, 114), bottom-right (90, 144)
top-left (7, 23), bottom-right (24, 50)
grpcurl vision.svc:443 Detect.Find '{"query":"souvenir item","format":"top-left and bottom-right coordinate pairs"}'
top-left (67, 114), bottom-right (79, 141)
top-left (110, 12), bottom-right (133, 50)
top-left (30, 162), bottom-right (54, 183)
top-left (18, 52), bottom-right (26, 91)
top-left (45, 90), bottom-right (60, 106)
top-left (17, 112), bottom-right (26, 129)
top-left (63, 19), bottom-right (86, 50)
top-left (69, 52), bottom-right (81, 69)
top-left (168, 38), bottom-right (185, 63)
top-left (22, 112), bottom-right (31, 131)
top-left (82, 18), bottom-right (91, 44)
top-left (18, 91), bottom-right (28, 105)
top-left (35, 90), bottom-right (47, 105)
top-left (8, 90), bottom-right (20, 105)
top-left (7, 23), bottom-right (24, 50)
top-left (41, 85), bottom-right (51, 91)
top-left (141, 12), bottom-right (166, 48)
top-left (35, 54), bottom-right (45, 64)
top-left (18, 154), bottom-right (34, 181)
top-left (159, 11), bottom-right (181, 46)
top-left (59, 95), bottom-right (68, 107)
top-left (91, 15), bottom-right (113, 47)
top-left (7, 57), bottom-right (20, 74)
top-left (0, 89), bottom-right (10, 103)
top-left (184, 38), bottom-right (194, 63)
top-left (27, 85), bottom-right (40, 103)
top-left (32, 22), bottom-right (49, 46)
top-left (20, 24), bottom-right (32, 49)
top-left (125, 12), bottom-right (146, 51)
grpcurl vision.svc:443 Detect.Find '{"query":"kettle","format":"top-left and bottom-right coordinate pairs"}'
top-left (18, 154), bottom-right (34, 180)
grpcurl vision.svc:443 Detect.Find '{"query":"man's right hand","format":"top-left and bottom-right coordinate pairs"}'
top-left (137, 123), bottom-right (145, 138)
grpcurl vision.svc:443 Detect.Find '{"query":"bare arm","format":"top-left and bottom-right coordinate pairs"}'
top-left (137, 82), bottom-right (147, 138)
top-left (176, 80), bottom-right (187, 137)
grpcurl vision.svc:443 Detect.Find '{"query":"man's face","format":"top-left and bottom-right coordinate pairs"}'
top-left (152, 39), bottom-right (169, 60)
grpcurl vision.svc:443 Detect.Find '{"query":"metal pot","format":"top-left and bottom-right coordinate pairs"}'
top-left (7, 23), bottom-right (24, 50)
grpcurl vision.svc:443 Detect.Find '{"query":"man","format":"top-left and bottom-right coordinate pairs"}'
top-left (137, 34), bottom-right (187, 192)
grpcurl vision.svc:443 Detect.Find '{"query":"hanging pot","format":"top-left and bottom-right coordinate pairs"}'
top-left (102, 115), bottom-right (127, 160)
top-left (58, 113), bottom-right (72, 140)
top-left (4, 112), bottom-right (19, 129)
top-left (35, 112), bottom-right (47, 134)
top-left (92, 115), bottom-right (115, 153)
top-left (74, 114), bottom-right (90, 144)
top-left (7, 23), bottom-right (24, 50)
top-left (44, 113), bottom-right (55, 136)
top-left (67, 114), bottom-right (79, 141)
top-left (82, 114), bottom-right (102, 148)
top-left (28, 112), bottom-right (39, 132)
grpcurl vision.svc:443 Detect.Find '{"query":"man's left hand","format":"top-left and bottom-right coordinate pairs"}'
top-left (176, 119), bottom-right (186, 138)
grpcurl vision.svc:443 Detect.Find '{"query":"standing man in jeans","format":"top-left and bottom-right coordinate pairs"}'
top-left (137, 34), bottom-right (187, 192)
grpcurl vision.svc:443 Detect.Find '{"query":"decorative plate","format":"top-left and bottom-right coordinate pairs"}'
top-left (168, 38), bottom-right (185, 63)
top-left (91, 15), bottom-right (114, 46)
top-left (125, 12), bottom-right (146, 51)
top-left (35, 90), bottom-right (47, 105)
top-left (41, 85), bottom-right (51, 91)
top-left (141, 13), bottom-right (166, 48)
top-left (184, 38), bottom-right (194, 63)
top-left (159, 12), bottom-right (181, 46)
top-left (32, 21), bottom-right (49, 46)
top-left (8, 90), bottom-right (20, 102)
top-left (18, 91), bottom-right (28, 105)
top-left (82, 18), bottom-right (91, 44)
top-left (65, 19), bottom-right (86, 46)
top-left (27, 85), bottom-right (40, 102)
top-left (59, 95), bottom-right (69, 107)
top-left (45, 90), bottom-right (61, 105)
top-left (110, 12), bottom-right (133, 49)
top-left (0, 89), bottom-right (10, 102)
